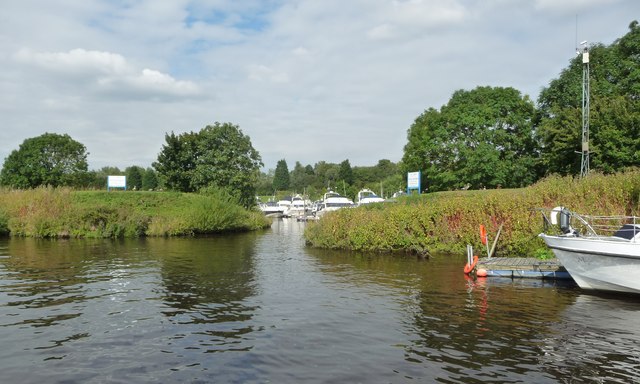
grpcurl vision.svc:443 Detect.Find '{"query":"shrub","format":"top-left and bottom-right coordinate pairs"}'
top-left (305, 170), bottom-right (640, 257)
top-left (0, 187), bottom-right (269, 238)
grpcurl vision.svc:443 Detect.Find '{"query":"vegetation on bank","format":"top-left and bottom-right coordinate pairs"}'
top-left (304, 171), bottom-right (640, 257)
top-left (0, 187), bottom-right (270, 238)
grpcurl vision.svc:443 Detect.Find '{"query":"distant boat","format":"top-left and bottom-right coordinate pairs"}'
top-left (259, 201), bottom-right (284, 216)
top-left (315, 190), bottom-right (354, 217)
top-left (539, 207), bottom-right (640, 294)
top-left (356, 188), bottom-right (384, 206)
top-left (276, 197), bottom-right (292, 211)
top-left (283, 194), bottom-right (310, 218)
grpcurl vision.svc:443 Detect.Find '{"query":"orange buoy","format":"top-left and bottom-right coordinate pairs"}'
top-left (476, 268), bottom-right (488, 277)
top-left (464, 255), bottom-right (479, 274)
top-left (480, 225), bottom-right (487, 245)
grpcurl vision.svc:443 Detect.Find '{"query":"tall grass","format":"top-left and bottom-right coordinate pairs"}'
top-left (0, 186), bottom-right (270, 238)
top-left (304, 170), bottom-right (640, 257)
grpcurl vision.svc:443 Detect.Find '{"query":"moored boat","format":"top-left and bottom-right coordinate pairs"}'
top-left (315, 190), bottom-right (354, 217)
top-left (356, 188), bottom-right (385, 206)
top-left (283, 194), bottom-right (310, 218)
top-left (259, 200), bottom-right (285, 217)
top-left (539, 207), bottom-right (640, 294)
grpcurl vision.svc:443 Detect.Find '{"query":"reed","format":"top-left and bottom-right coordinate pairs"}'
top-left (304, 170), bottom-right (640, 257)
top-left (0, 186), bottom-right (270, 238)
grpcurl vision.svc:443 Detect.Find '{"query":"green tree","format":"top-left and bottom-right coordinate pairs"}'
top-left (375, 159), bottom-right (398, 179)
top-left (0, 132), bottom-right (89, 188)
top-left (402, 86), bottom-right (539, 191)
top-left (313, 161), bottom-right (339, 189)
top-left (537, 21), bottom-right (640, 175)
top-left (273, 159), bottom-right (290, 191)
top-left (352, 159), bottom-right (399, 188)
top-left (126, 166), bottom-right (144, 190)
top-left (255, 169), bottom-right (275, 196)
top-left (141, 167), bottom-right (158, 190)
top-left (290, 161), bottom-right (315, 192)
top-left (153, 131), bottom-right (199, 192)
top-left (155, 122), bottom-right (263, 208)
top-left (338, 159), bottom-right (354, 185)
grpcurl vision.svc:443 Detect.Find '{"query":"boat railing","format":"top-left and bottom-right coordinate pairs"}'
top-left (581, 214), bottom-right (640, 239)
top-left (541, 208), bottom-right (640, 240)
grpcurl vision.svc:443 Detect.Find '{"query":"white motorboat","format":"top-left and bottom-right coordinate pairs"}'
top-left (315, 190), bottom-right (354, 217)
top-left (356, 188), bottom-right (384, 205)
top-left (259, 200), bottom-right (285, 216)
top-left (539, 207), bottom-right (640, 294)
top-left (276, 197), bottom-right (292, 211)
top-left (283, 194), bottom-right (309, 218)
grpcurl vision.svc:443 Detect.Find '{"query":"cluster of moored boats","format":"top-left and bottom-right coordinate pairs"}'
top-left (258, 188), bottom-right (387, 220)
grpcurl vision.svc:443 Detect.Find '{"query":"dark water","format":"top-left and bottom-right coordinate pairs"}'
top-left (1, 219), bottom-right (640, 383)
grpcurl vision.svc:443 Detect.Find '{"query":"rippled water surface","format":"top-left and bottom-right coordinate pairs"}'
top-left (1, 219), bottom-right (640, 383)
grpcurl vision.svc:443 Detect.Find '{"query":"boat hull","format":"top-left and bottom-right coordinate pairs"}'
top-left (539, 234), bottom-right (640, 294)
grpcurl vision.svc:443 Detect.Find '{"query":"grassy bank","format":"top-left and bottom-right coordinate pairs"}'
top-left (304, 171), bottom-right (640, 257)
top-left (0, 187), bottom-right (271, 238)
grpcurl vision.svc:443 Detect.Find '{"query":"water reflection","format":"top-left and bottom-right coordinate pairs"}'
top-left (1, 225), bottom-right (640, 383)
top-left (1, 239), bottom-right (149, 329)
top-left (541, 293), bottom-right (640, 382)
top-left (0, 236), bottom-right (263, 382)
top-left (150, 236), bottom-right (260, 354)
top-left (305, 248), bottom-right (640, 383)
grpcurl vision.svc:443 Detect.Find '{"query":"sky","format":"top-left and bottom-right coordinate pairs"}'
top-left (1, 0), bottom-right (639, 172)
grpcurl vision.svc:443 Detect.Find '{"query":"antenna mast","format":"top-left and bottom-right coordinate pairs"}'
top-left (580, 41), bottom-right (590, 178)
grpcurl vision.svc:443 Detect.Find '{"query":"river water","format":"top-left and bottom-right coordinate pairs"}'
top-left (1, 219), bottom-right (639, 383)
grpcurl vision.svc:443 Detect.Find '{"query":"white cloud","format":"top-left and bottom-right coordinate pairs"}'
top-left (390, 0), bottom-right (466, 27)
top-left (368, 24), bottom-right (394, 40)
top-left (247, 64), bottom-right (290, 83)
top-left (1, 0), bottom-right (639, 171)
top-left (13, 48), bottom-right (200, 99)
top-left (292, 46), bottom-right (310, 56)
top-left (534, 0), bottom-right (622, 13)
top-left (14, 48), bottom-right (128, 77)
top-left (98, 68), bottom-right (201, 97)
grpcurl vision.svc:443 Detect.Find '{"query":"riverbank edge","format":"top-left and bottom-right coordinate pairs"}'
top-left (0, 187), bottom-right (271, 238)
top-left (304, 171), bottom-right (640, 258)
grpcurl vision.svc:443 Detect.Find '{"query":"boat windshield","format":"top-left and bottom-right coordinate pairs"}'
top-left (326, 202), bottom-right (352, 208)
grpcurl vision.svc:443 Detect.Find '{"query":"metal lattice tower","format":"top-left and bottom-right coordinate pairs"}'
top-left (580, 42), bottom-right (590, 178)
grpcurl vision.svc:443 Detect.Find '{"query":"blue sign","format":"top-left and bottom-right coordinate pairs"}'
top-left (407, 171), bottom-right (421, 194)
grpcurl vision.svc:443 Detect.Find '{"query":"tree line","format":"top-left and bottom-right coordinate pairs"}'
top-left (255, 158), bottom-right (402, 201)
top-left (1, 21), bottom-right (638, 203)
top-left (0, 123), bottom-right (262, 208)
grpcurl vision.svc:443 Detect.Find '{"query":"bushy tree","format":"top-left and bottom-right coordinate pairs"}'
top-left (255, 169), bottom-right (275, 196)
top-left (0, 133), bottom-right (89, 188)
top-left (338, 159), bottom-right (354, 185)
top-left (273, 159), bottom-right (290, 191)
top-left (353, 159), bottom-right (398, 186)
top-left (126, 166), bottom-right (144, 190)
top-left (402, 86), bottom-right (539, 191)
top-left (313, 161), bottom-right (339, 189)
top-left (154, 122), bottom-right (263, 208)
top-left (290, 161), bottom-right (315, 192)
top-left (142, 167), bottom-right (158, 190)
top-left (153, 131), bottom-right (199, 192)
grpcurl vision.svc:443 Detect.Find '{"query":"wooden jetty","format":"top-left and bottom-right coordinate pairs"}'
top-left (477, 257), bottom-right (571, 279)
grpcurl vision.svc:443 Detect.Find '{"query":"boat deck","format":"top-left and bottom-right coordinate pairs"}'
top-left (478, 257), bottom-right (571, 279)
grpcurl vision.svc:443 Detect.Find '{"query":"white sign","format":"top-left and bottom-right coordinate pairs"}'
top-left (108, 175), bottom-right (126, 188)
top-left (407, 171), bottom-right (420, 189)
